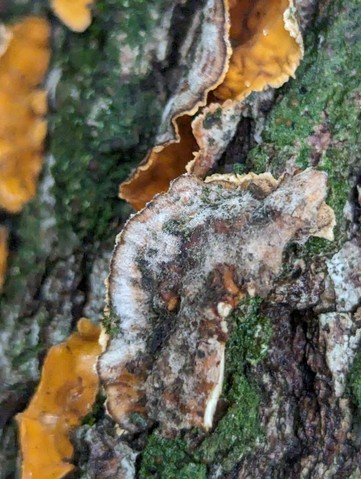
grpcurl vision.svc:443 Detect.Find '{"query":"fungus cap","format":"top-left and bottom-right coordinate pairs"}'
top-left (100, 169), bottom-right (334, 434)
top-left (17, 319), bottom-right (101, 479)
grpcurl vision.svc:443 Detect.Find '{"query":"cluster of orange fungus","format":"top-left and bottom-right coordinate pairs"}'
top-left (215, 0), bottom-right (303, 100)
top-left (119, 0), bottom-right (303, 210)
top-left (51, 0), bottom-right (95, 32)
top-left (0, 16), bottom-right (50, 214)
top-left (120, 116), bottom-right (198, 210)
top-left (17, 319), bottom-right (101, 479)
top-left (0, 226), bottom-right (8, 291)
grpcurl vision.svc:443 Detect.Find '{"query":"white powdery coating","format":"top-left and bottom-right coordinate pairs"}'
top-left (327, 240), bottom-right (361, 312)
top-left (101, 169), bottom-right (334, 432)
top-left (319, 312), bottom-right (361, 396)
top-left (157, 0), bottom-right (230, 143)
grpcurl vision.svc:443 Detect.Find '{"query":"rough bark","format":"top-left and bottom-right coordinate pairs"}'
top-left (0, 0), bottom-right (360, 478)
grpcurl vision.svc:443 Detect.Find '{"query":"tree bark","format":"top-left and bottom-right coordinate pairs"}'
top-left (0, 0), bottom-right (360, 478)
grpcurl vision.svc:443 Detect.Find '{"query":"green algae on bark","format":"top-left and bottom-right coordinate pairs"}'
top-left (0, 1), bottom-right (173, 476)
top-left (139, 298), bottom-right (270, 476)
top-left (348, 353), bottom-right (361, 410)
top-left (246, 0), bottom-right (360, 256)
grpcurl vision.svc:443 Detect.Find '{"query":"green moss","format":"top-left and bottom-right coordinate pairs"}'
top-left (348, 353), bottom-right (361, 409)
top-left (139, 435), bottom-right (206, 479)
top-left (102, 310), bottom-right (120, 338)
top-left (96, 0), bottom-right (168, 48)
top-left (50, 10), bottom-right (164, 242)
top-left (247, 0), bottom-right (361, 257)
top-left (227, 297), bottom-right (272, 369)
top-left (139, 298), bottom-right (270, 476)
top-left (81, 392), bottom-right (106, 427)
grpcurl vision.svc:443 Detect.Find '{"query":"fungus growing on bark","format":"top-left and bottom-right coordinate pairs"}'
top-left (50, 0), bottom-right (95, 32)
top-left (119, 0), bottom-right (231, 210)
top-left (0, 225), bottom-right (8, 291)
top-left (215, 0), bottom-right (303, 100)
top-left (0, 24), bottom-right (12, 57)
top-left (0, 16), bottom-right (50, 213)
top-left (17, 319), bottom-right (101, 479)
top-left (99, 168), bottom-right (334, 434)
top-left (120, 0), bottom-right (303, 210)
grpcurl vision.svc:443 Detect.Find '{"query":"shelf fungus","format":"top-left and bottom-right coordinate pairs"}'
top-left (50, 0), bottom-right (95, 32)
top-left (215, 0), bottom-right (303, 100)
top-left (119, 0), bottom-right (231, 210)
top-left (99, 168), bottom-right (335, 434)
top-left (120, 0), bottom-right (303, 210)
top-left (17, 319), bottom-right (101, 479)
top-left (0, 16), bottom-right (50, 213)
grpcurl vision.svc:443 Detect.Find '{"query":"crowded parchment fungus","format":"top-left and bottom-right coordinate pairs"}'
top-left (0, 226), bottom-right (8, 291)
top-left (0, 24), bottom-right (12, 57)
top-left (119, 0), bottom-right (231, 210)
top-left (120, 0), bottom-right (303, 210)
top-left (0, 16), bottom-right (50, 214)
top-left (50, 0), bottom-right (95, 32)
top-left (17, 319), bottom-right (101, 479)
top-left (99, 168), bottom-right (335, 434)
top-left (215, 0), bottom-right (303, 100)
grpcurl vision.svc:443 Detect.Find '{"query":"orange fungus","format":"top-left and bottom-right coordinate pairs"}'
top-left (17, 319), bottom-right (102, 479)
top-left (51, 0), bottom-right (95, 32)
top-left (0, 17), bottom-right (50, 213)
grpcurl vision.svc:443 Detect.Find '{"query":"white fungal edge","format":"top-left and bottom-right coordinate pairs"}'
top-left (204, 344), bottom-right (225, 430)
top-left (284, 0), bottom-right (304, 55)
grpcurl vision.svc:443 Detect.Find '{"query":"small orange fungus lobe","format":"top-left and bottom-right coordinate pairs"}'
top-left (0, 226), bottom-right (9, 291)
top-left (51, 0), bottom-right (95, 32)
top-left (17, 318), bottom-right (101, 479)
top-left (215, 0), bottom-right (303, 100)
top-left (119, 116), bottom-right (198, 210)
top-left (120, 0), bottom-right (303, 210)
top-left (0, 16), bottom-right (50, 213)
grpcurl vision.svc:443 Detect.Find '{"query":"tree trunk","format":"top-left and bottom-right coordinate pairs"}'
top-left (0, 0), bottom-right (360, 478)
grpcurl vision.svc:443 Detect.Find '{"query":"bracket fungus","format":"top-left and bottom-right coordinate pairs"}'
top-left (120, 0), bottom-right (231, 210)
top-left (119, 0), bottom-right (303, 210)
top-left (0, 16), bottom-right (50, 213)
top-left (0, 24), bottom-right (12, 57)
top-left (50, 0), bottom-right (95, 32)
top-left (17, 319), bottom-right (101, 479)
top-left (99, 168), bottom-right (335, 434)
top-left (215, 0), bottom-right (303, 100)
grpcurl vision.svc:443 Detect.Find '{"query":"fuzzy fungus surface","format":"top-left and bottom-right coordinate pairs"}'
top-left (0, 16), bottom-right (50, 214)
top-left (51, 0), bottom-right (95, 32)
top-left (17, 319), bottom-right (101, 479)
top-left (99, 168), bottom-right (334, 434)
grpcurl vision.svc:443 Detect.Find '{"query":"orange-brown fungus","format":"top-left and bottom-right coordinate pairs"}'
top-left (120, 0), bottom-right (302, 210)
top-left (215, 0), bottom-right (303, 100)
top-left (51, 0), bottom-right (95, 32)
top-left (0, 17), bottom-right (50, 213)
top-left (17, 319), bottom-right (101, 479)
top-left (120, 116), bottom-right (198, 210)
top-left (0, 225), bottom-right (8, 291)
